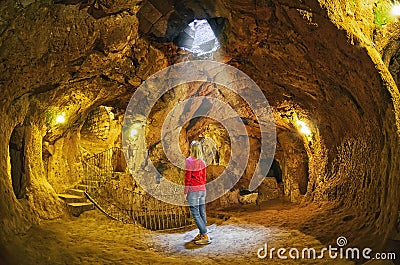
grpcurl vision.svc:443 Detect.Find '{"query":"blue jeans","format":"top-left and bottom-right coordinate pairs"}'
top-left (187, 191), bottom-right (207, 235)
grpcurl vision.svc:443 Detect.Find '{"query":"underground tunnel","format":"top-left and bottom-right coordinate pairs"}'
top-left (0, 0), bottom-right (400, 264)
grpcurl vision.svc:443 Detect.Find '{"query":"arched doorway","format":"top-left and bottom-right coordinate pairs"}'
top-left (266, 159), bottom-right (283, 184)
top-left (9, 125), bottom-right (26, 199)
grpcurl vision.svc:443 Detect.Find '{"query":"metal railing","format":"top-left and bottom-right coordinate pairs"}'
top-left (82, 147), bottom-right (192, 231)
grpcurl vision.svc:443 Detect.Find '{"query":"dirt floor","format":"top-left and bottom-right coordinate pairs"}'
top-left (0, 200), bottom-right (396, 265)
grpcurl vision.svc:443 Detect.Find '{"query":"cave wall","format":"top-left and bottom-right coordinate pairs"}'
top-left (81, 106), bottom-right (114, 142)
top-left (318, 0), bottom-right (376, 42)
top-left (44, 130), bottom-right (82, 193)
top-left (0, 97), bottom-right (31, 238)
top-left (0, 0), bottom-right (168, 242)
top-left (276, 130), bottom-right (309, 203)
top-left (80, 106), bottom-right (125, 154)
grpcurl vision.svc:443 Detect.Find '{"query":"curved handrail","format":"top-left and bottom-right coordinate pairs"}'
top-left (82, 147), bottom-right (192, 230)
top-left (85, 191), bottom-right (119, 221)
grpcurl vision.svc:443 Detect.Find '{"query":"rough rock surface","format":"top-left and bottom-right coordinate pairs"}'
top-left (238, 193), bottom-right (258, 205)
top-left (258, 177), bottom-right (282, 202)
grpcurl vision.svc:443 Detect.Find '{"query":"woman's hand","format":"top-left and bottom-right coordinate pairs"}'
top-left (184, 194), bottom-right (188, 202)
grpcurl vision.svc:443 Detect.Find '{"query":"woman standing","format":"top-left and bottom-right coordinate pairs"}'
top-left (184, 140), bottom-right (210, 245)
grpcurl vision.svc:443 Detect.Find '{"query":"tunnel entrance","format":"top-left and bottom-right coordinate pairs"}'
top-left (267, 159), bottom-right (283, 184)
top-left (9, 125), bottom-right (26, 199)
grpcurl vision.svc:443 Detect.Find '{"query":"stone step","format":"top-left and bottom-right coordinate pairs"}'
top-left (76, 184), bottom-right (96, 191)
top-left (58, 193), bottom-right (87, 203)
top-left (67, 188), bottom-right (85, 197)
top-left (76, 184), bottom-right (90, 190)
top-left (81, 180), bottom-right (102, 187)
top-left (67, 202), bottom-right (95, 217)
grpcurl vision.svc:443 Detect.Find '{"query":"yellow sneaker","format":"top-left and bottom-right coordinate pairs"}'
top-left (194, 234), bottom-right (211, 245)
top-left (193, 233), bottom-right (202, 241)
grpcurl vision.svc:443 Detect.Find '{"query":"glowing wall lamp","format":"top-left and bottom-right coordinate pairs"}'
top-left (392, 4), bottom-right (400, 16)
top-left (55, 113), bottom-right (66, 124)
top-left (296, 120), bottom-right (312, 136)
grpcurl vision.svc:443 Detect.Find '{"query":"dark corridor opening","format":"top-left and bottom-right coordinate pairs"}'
top-left (9, 125), bottom-right (26, 199)
top-left (267, 159), bottom-right (282, 184)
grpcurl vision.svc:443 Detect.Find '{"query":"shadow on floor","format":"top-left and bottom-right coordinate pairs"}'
top-left (184, 241), bottom-right (209, 250)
